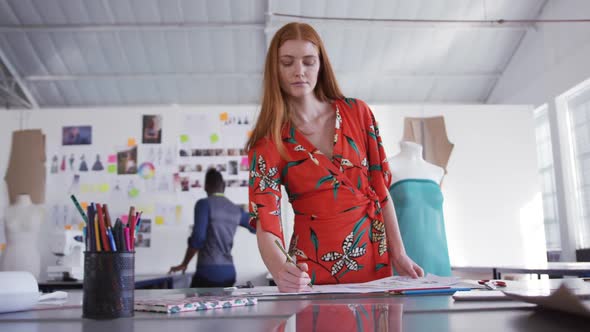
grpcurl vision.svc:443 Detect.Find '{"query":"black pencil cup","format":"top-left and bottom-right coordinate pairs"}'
top-left (83, 251), bottom-right (135, 319)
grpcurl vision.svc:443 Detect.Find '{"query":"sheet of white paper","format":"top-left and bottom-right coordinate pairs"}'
top-left (453, 290), bottom-right (509, 301)
top-left (348, 274), bottom-right (460, 290)
top-left (233, 274), bottom-right (462, 297)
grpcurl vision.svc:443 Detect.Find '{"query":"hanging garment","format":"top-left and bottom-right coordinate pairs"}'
top-left (402, 116), bottom-right (454, 174)
top-left (389, 179), bottom-right (451, 276)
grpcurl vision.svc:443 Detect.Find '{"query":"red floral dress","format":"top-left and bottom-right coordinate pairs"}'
top-left (248, 98), bottom-right (393, 285)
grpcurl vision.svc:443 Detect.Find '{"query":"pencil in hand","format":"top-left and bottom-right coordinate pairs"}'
top-left (274, 239), bottom-right (313, 288)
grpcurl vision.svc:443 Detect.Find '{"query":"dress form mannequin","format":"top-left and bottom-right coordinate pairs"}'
top-left (388, 142), bottom-right (451, 276)
top-left (0, 194), bottom-right (43, 279)
top-left (389, 141), bottom-right (444, 184)
top-left (401, 116), bottom-right (454, 174)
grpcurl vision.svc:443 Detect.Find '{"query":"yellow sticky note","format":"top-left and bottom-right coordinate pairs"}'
top-left (220, 112), bottom-right (228, 121)
top-left (108, 165), bottom-right (117, 173)
top-left (137, 205), bottom-right (155, 215)
top-left (98, 184), bottom-right (110, 192)
top-left (155, 216), bottom-right (164, 225)
top-left (180, 134), bottom-right (189, 143)
top-left (175, 205), bottom-right (182, 222)
top-left (210, 133), bottom-right (219, 144)
top-left (128, 138), bottom-right (136, 147)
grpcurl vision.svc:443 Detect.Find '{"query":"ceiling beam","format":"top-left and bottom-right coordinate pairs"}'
top-left (338, 71), bottom-right (501, 79)
top-left (484, 0), bottom-right (550, 103)
top-left (0, 22), bottom-right (265, 32)
top-left (0, 74), bottom-right (15, 85)
top-left (0, 84), bottom-right (32, 108)
top-left (0, 47), bottom-right (38, 109)
top-left (269, 11), bottom-right (590, 30)
top-left (24, 71), bottom-right (500, 82)
top-left (268, 14), bottom-right (531, 31)
top-left (25, 73), bottom-right (263, 81)
top-left (0, 16), bottom-right (565, 33)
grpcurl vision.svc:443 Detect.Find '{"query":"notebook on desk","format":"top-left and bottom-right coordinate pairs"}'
top-left (134, 295), bottom-right (257, 314)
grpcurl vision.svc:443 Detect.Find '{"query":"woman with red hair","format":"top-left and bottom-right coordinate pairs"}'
top-left (246, 22), bottom-right (423, 293)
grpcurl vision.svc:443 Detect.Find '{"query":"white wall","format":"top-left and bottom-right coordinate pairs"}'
top-left (488, 0), bottom-right (590, 105)
top-left (373, 104), bottom-right (546, 267)
top-left (0, 102), bottom-right (545, 282)
top-left (0, 111), bottom-right (20, 245)
top-left (488, 1), bottom-right (590, 261)
top-left (0, 105), bottom-right (266, 285)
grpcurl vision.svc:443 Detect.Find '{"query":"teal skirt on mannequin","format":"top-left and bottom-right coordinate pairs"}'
top-left (389, 179), bottom-right (451, 276)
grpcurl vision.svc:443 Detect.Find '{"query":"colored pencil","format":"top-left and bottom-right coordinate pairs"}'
top-left (96, 203), bottom-right (110, 251)
top-left (128, 207), bottom-right (136, 251)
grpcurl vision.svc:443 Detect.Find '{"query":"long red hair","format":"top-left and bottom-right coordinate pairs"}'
top-left (245, 22), bottom-right (344, 159)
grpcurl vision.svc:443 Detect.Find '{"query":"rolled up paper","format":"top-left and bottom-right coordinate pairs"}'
top-left (0, 271), bottom-right (40, 313)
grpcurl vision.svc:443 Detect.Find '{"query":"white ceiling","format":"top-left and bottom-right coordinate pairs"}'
top-left (0, 0), bottom-right (548, 108)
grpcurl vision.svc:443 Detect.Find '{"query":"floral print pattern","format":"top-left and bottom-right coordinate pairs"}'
top-left (249, 98), bottom-right (393, 284)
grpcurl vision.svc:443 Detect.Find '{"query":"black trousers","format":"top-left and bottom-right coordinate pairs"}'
top-left (190, 274), bottom-right (235, 288)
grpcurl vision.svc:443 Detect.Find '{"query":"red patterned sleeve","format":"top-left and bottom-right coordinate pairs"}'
top-left (248, 138), bottom-right (284, 240)
top-left (359, 100), bottom-right (392, 203)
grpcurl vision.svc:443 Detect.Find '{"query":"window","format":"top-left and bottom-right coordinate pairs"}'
top-left (563, 79), bottom-right (590, 249)
top-left (534, 104), bottom-right (561, 258)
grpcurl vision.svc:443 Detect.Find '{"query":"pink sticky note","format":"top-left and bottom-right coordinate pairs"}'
top-left (121, 215), bottom-right (129, 225)
top-left (241, 157), bottom-right (249, 167)
top-left (108, 154), bottom-right (117, 163)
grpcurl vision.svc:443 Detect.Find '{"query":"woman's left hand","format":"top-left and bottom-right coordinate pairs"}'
top-left (391, 253), bottom-right (424, 278)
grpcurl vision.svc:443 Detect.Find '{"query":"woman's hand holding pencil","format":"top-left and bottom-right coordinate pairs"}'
top-left (273, 239), bottom-right (313, 293)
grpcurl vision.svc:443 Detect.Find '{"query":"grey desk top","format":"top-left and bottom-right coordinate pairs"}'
top-left (453, 262), bottom-right (590, 272)
top-left (454, 262), bottom-right (590, 279)
top-left (2, 279), bottom-right (589, 331)
top-left (494, 262), bottom-right (590, 273)
top-left (39, 272), bottom-right (193, 289)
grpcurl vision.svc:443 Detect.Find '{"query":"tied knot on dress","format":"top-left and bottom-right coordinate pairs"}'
top-left (364, 186), bottom-right (382, 220)
top-left (364, 186), bottom-right (388, 256)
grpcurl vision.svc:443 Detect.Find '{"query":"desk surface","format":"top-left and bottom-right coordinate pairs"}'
top-left (39, 273), bottom-right (193, 291)
top-left (453, 262), bottom-right (590, 279)
top-left (494, 262), bottom-right (590, 271)
top-left (2, 279), bottom-right (589, 331)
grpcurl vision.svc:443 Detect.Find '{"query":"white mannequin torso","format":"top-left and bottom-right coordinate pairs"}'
top-left (1, 194), bottom-right (43, 278)
top-left (4, 194), bottom-right (42, 233)
top-left (389, 141), bottom-right (444, 185)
